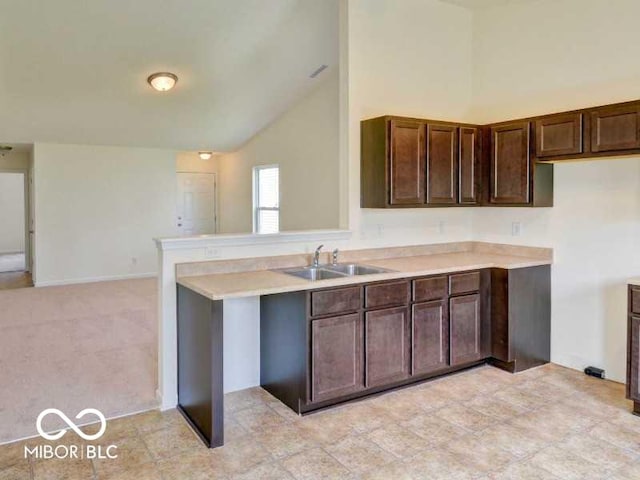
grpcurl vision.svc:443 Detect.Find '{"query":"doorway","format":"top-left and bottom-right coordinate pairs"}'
top-left (176, 172), bottom-right (217, 236)
top-left (0, 170), bottom-right (32, 289)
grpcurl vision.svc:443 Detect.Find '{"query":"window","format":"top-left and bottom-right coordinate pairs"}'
top-left (253, 165), bottom-right (279, 234)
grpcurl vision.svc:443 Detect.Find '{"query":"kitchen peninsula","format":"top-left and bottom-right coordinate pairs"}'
top-left (176, 241), bottom-right (552, 448)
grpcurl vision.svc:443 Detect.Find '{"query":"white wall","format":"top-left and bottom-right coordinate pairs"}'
top-left (347, 0), bottom-right (475, 247)
top-left (0, 173), bottom-right (25, 253)
top-left (470, 0), bottom-right (640, 381)
top-left (216, 72), bottom-right (341, 234)
top-left (176, 152), bottom-right (218, 174)
top-left (157, 0), bottom-right (640, 405)
top-left (33, 143), bottom-right (177, 285)
top-left (0, 150), bottom-right (29, 170)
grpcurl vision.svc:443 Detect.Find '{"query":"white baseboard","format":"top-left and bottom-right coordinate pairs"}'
top-left (35, 272), bottom-right (157, 287)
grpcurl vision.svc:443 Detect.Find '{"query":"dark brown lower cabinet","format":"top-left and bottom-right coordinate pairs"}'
top-left (627, 316), bottom-right (640, 411)
top-left (449, 294), bottom-right (482, 365)
top-left (490, 266), bottom-right (551, 373)
top-left (365, 307), bottom-right (411, 388)
top-left (311, 314), bottom-right (364, 403)
top-left (257, 267), bottom-right (549, 416)
top-left (412, 300), bottom-right (449, 375)
top-left (626, 286), bottom-right (640, 415)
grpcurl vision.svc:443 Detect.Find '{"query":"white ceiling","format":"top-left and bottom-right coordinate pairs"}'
top-left (0, 143), bottom-right (32, 154)
top-left (439, 0), bottom-right (530, 10)
top-left (0, 0), bottom-right (338, 152)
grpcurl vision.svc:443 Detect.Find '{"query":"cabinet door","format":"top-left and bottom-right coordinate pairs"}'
top-left (490, 122), bottom-right (531, 204)
top-left (591, 105), bottom-right (640, 153)
top-left (412, 301), bottom-right (449, 375)
top-left (389, 120), bottom-right (425, 205)
top-left (365, 307), bottom-right (410, 388)
top-left (459, 127), bottom-right (479, 204)
top-left (450, 294), bottom-right (482, 365)
top-left (628, 316), bottom-right (640, 402)
top-left (426, 124), bottom-right (457, 205)
top-left (535, 113), bottom-right (583, 158)
top-left (311, 314), bottom-right (364, 403)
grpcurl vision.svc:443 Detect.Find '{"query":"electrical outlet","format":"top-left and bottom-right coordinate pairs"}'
top-left (205, 247), bottom-right (220, 258)
top-left (511, 222), bottom-right (522, 237)
top-left (376, 224), bottom-right (384, 237)
top-left (438, 220), bottom-right (445, 235)
top-left (131, 257), bottom-right (137, 266)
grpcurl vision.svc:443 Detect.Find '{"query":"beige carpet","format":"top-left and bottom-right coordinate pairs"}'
top-left (0, 277), bottom-right (158, 444)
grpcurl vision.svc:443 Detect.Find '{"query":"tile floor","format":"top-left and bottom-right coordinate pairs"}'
top-left (0, 271), bottom-right (32, 290)
top-left (2, 363), bottom-right (639, 479)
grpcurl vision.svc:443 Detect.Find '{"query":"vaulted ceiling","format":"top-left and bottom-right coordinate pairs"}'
top-left (0, 0), bottom-right (338, 151)
top-left (439, 0), bottom-right (531, 10)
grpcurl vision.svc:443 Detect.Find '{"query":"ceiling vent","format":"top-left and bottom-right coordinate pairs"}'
top-left (309, 65), bottom-right (328, 79)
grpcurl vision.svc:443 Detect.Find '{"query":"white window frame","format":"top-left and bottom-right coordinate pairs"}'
top-left (252, 164), bottom-right (280, 234)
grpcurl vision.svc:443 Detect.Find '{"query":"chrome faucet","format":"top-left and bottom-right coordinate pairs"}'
top-left (332, 248), bottom-right (339, 266)
top-left (313, 245), bottom-right (324, 267)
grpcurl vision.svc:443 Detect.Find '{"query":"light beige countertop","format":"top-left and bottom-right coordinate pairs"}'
top-left (178, 250), bottom-right (552, 301)
top-left (629, 278), bottom-right (640, 287)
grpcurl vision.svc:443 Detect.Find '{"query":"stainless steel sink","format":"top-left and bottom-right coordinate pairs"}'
top-left (280, 267), bottom-right (347, 281)
top-left (325, 263), bottom-right (391, 276)
top-left (279, 263), bottom-right (392, 281)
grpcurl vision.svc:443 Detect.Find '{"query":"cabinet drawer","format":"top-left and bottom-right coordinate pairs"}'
top-left (311, 287), bottom-right (361, 317)
top-left (632, 287), bottom-right (640, 315)
top-left (413, 276), bottom-right (448, 302)
top-left (449, 272), bottom-right (480, 295)
top-left (365, 281), bottom-right (409, 309)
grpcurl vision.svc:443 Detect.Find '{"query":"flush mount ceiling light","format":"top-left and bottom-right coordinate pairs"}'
top-left (198, 152), bottom-right (213, 160)
top-left (147, 72), bottom-right (178, 92)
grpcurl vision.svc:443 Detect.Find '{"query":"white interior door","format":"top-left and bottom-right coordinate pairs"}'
top-left (176, 173), bottom-right (216, 236)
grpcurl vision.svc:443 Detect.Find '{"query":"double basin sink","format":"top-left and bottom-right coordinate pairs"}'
top-left (280, 263), bottom-right (392, 281)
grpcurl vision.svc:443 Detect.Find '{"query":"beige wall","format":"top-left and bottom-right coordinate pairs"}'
top-left (345, 0), bottom-right (640, 382)
top-left (469, 0), bottom-right (640, 382)
top-left (0, 150), bottom-right (29, 170)
top-left (0, 151), bottom-right (29, 254)
top-left (33, 143), bottom-right (177, 285)
top-left (176, 152), bottom-right (218, 174)
top-left (216, 72), bottom-right (341, 234)
top-left (347, 0), bottom-right (475, 246)
top-left (0, 172), bottom-right (25, 253)
top-left (470, 0), bottom-right (640, 123)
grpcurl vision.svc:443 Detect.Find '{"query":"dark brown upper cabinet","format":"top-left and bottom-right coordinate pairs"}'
top-left (389, 119), bottom-right (425, 205)
top-left (426, 123), bottom-right (458, 205)
top-left (535, 113), bottom-right (583, 158)
top-left (490, 122), bottom-right (531, 205)
top-left (591, 104), bottom-right (640, 153)
top-left (362, 100), bottom-right (640, 209)
top-left (459, 127), bottom-right (479, 204)
top-left (361, 116), bottom-right (481, 208)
